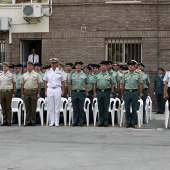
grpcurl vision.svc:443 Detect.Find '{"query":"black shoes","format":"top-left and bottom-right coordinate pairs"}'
top-left (79, 124), bottom-right (84, 127)
top-left (126, 124), bottom-right (135, 128)
top-left (103, 123), bottom-right (108, 127)
top-left (1, 122), bottom-right (8, 126)
top-left (7, 123), bottom-right (11, 126)
top-left (98, 123), bottom-right (103, 127)
top-left (72, 123), bottom-right (78, 127)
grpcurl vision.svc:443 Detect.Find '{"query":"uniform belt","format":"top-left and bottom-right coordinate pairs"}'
top-left (24, 89), bottom-right (37, 91)
top-left (0, 89), bottom-right (12, 92)
top-left (143, 88), bottom-right (148, 91)
top-left (125, 89), bottom-right (138, 92)
top-left (49, 87), bottom-right (57, 89)
top-left (97, 88), bottom-right (111, 92)
top-left (72, 90), bottom-right (85, 92)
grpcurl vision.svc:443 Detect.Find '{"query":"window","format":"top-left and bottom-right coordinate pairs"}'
top-left (0, 40), bottom-right (5, 63)
top-left (105, 38), bottom-right (142, 64)
top-left (0, 0), bottom-right (48, 4)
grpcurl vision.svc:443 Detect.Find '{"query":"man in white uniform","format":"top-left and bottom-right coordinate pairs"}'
top-left (43, 58), bottom-right (66, 126)
top-left (28, 49), bottom-right (39, 64)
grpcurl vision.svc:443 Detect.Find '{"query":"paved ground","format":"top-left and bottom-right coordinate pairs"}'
top-left (0, 117), bottom-right (170, 170)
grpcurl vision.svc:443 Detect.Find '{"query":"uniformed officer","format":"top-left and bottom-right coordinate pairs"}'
top-left (154, 68), bottom-right (165, 114)
top-left (163, 71), bottom-right (170, 110)
top-left (121, 61), bottom-right (143, 128)
top-left (34, 63), bottom-right (45, 98)
top-left (107, 60), bottom-right (120, 98)
top-left (9, 64), bottom-right (14, 74)
top-left (14, 64), bottom-right (23, 98)
top-left (93, 64), bottom-right (100, 74)
top-left (137, 63), bottom-right (151, 124)
top-left (93, 60), bottom-right (116, 127)
top-left (0, 62), bottom-right (16, 126)
top-left (43, 58), bottom-right (66, 126)
top-left (42, 65), bottom-right (50, 73)
top-left (21, 61), bottom-right (42, 126)
top-left (68, 61), bottom-right (89, 126)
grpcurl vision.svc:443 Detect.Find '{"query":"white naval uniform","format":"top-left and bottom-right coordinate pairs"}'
top-left (163, 71), bottom-right (170, 86)
top-left (28, 54), bottom-right (39, 64)
top-left (43, 68), bottom-right (66, 125)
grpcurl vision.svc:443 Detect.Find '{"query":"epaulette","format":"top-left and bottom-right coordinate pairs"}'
top-left (124, 71), bottom-right (128, 74)
top-left (135, 71), bottom-right (140, 74)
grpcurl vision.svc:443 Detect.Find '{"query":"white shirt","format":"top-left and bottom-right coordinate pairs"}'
top-left (163, 71), bottom-right (170, 86)
top-left (28, 54), bottom-right (39, 63)
top-left (43, 68), bottom-right (66, 88)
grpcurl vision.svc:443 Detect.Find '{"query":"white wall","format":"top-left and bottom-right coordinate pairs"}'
top-left (0, 5), bottom-right (49, 33)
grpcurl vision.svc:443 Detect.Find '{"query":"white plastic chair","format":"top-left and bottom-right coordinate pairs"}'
top-left (46, 97), bottom-right (68, 126)
top-left (11, 98), bottom-right (23, 126)
top-left (119, 100), bottom-right (126, 127)
top-left (119, 99), bottom-right (143, 127)
top-left (145, 98), bottom-right (150, 123)
top-left (84, 98), bottom-right (90, 126)
top-left (165, 101), bottom-right (169, 128)
top-left (44, 97), bottom-right (50, 125)
top-left (24, 97), bottom-right (45, 126)
top-left (68, 97), bottom-right (73, 126)
top-left (147, 96), bottom-right (152, 120)
top-left (113, 97), bottom-right (121, 124)
top-left (109, 98), bottom-right (116, 126)
top-left (92, 98), bottom-right (99, 126)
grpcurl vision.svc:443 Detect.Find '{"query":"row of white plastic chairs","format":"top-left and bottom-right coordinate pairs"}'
top-left (0, 96), bottom-right (153, 127)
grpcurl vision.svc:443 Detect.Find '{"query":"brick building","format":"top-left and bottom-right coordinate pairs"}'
top-left (0, 0), bottom-right (170, 109)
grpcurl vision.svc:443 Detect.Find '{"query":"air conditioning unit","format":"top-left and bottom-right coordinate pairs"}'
top-left (22, 4), bottom-right (42, 18)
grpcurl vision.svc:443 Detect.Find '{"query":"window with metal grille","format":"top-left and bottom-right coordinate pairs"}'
top-left (105, 38), bottom-right (142, 64)
top-left (0, 40), bottom-right (5, 63)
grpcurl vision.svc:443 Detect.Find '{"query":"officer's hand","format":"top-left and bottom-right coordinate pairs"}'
top-left (164, 93), bottom-right (169, 101)
top-left (67, 94), bottom-right (70, 98)
top-left (37, 93), bottom-right (40, 99)
top-left (86, 92), bottom-right (89, 97)
top-left (21, 94), bottom-right (24, 100)
top-left (45, 92), bottom-right (47, 97)
top-left (12, 93), bottom-right (15, 98)
top-left (93, 93), bottom-right (97, 98)
top-left (148, 92), bottom-right (150, 96)
top-left (61, 91), bottom-right (64, 97)
top-left (121, 96), bottom-right (124, 100)
top-left (138, 95), bottom-right (142, 100)
top-left (110, 94), bottom-right (113, 98)
top-left (116, 92), bottom-right (119, 97)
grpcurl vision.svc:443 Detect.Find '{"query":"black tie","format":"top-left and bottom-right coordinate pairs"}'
top-left (33, 54), bottom-right (34, 63)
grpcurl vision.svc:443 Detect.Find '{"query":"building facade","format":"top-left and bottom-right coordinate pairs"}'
top-left (0, 0), bottom-right (170, 109)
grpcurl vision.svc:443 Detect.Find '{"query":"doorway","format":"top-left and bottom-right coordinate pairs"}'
top-left (20, 40), bottom-right (42, 65)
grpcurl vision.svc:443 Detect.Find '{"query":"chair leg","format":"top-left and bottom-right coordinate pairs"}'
top-left (18, 111), bottom-right (21, 126)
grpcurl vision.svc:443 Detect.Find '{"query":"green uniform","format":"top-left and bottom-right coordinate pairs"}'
top-left (15, 73), bottom-right (22, 98)
top-left (122, 71), bottom-right (142, 126)
top-left (70, 71), bottom-right (89, 125)
top-left (109, 69), bottom-right (120, 97)
top-left (141, 71), bottom-right (150, 123)
top-left (93, 71), bottom-right (116, 126)
top-left (38, 71), bottom-right (45, 98)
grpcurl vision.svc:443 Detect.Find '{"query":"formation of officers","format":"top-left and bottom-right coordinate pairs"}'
top-left (0, 58), bottom-right (157, 128)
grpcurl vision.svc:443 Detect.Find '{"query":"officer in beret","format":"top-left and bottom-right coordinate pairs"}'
top-left (43, 58), bottom-right (66, 126)
top-left (93, 60), bottom-right (116, 127)
top-left (0, 62), bottom-right (16, 126)
top-left (154, 68), bottom-right (165, 114)
top-left (21, 61), bottom-right (42, 126)
top-left (34, 63), bottom-right (45, 98)
top-left (121, 61), bottom-right (143, 128)
top-left (68, 61), bottom-right (89, 126)
top-left (107, 60), bottom-right (120, 98)
top-left (137, 63), bottom-right (151, 123)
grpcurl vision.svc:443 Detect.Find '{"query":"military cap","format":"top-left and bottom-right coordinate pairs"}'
top-left (14, 64), bottom-right (23, 68)
top-left (93, 64), bottom-right (100, 68)
top-left (127, 61), bottom-right (136, 65)
top-left (113, 62), bottom-right (120, 66)
top-left (100, 60), bottom-right (108, 65)
top-left (43, 65), bottom-right (50, 69)
top-left (2, 62), bottom-right (9, 66)
top-left (157, 68), bottom-right (165, 72)
top-left (84, 66), bottom-right (91, 70)
top-left (34, 62), bottom-right (42, 66)
top-left (65, 63), bottom-right (73, 66)
top-left (88, 64), bottom-right (95, 68)
top-left (137, 63), bottom-right (145, 67)
top-left (27, 61), bottom-right (34, 65)
top-left (107, 60), bottom-right (113, 65)
top-left (23, 64), bottom-right (27, 68)
top-left (75, 61), bottom-right (83, 65)
top-left (9, 64), bottom-right (14, 68)
top-left (131, 60), bottom-right (138, 64)
top-left (49, 58), bottom-right (59, 63)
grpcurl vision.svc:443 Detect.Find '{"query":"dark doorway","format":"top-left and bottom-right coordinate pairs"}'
top-left (21, 40), bottom-right (42, 65)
